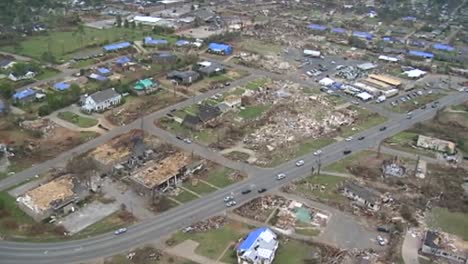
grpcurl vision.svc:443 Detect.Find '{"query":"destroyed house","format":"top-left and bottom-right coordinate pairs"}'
top-left (167, 70), bottom-right (200, 85)
top-left (199, 104), bottom-right (221, 123)
top-left (152, 52), bottom-right (177, 64)
top-left (237, 227), bottom-right (279, 264)
top-left (17, 175), bottom-right (89, 221)
top-left (197, 61), bottom-right (225, 76)
top-left (421, 231), bottom-right (468, 263)
top-left (130, 152), bottom-right (190, 193)
top-left (416, 135), bottom-right (456, 154)
top-left (343, 182), bottom-right (381, 211)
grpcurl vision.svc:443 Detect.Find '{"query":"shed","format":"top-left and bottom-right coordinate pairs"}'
top-left (103, 42), bottom-right (131, 52)
top-left (54, 82), bottom-right (71, 91)
top-left (408, 50), bottom-right (434, 59)
top-left (207, 43), bottom-right (233, 55)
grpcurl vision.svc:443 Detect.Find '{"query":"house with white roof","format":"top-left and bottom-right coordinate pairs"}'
top-left (80, 88), bottom-right (122, 113)
top-left (236, 227), bottom-right (278, 264)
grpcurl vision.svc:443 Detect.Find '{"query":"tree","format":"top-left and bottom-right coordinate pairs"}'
top-left (130, 21), bottom-right (136, 29)
top-left (70, 84), bottom-right (81, 100)
top-left (11, 62), bottom-right (31, 76)
top-left (123, 19), bottom-right (129, 28)
top-left (116, 15), bottom-right (122, 27)
top-left (66, 155), bottom-right (98, 187)
top-left (0, 83), bottom-right (14, 98)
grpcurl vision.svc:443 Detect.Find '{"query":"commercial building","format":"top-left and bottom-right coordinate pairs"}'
top-left (368, 74), bottom-right (402, 88)
top-left (236, 227), bottom-right (279, 264)
top-left (207, 43), bottom-right (233, 55)
top-left (80, 88), bottom-right (122, 113)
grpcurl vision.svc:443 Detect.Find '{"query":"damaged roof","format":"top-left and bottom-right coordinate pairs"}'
top-left (344, 182), bottom-right (380, 204)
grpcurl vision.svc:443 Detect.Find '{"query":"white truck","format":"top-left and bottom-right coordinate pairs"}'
top-left (376, 95), bottom-right (386, 103)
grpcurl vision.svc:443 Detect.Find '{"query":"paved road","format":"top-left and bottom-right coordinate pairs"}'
top-left (0, 92), bottom-right (466, 264)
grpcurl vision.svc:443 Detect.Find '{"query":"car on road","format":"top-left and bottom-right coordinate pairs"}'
top-left (226, 200), bottom-right (237, 207)
top-left (379, 126), bottom-right (387, 131)
top-left (114, 228), bottom-right (127, 235)
top-left (407, 115), bottom-right (412, 119)
top-left (166, 113), bottom-right (174, 117)
top-left (224, 82), bottom-right (231, 86)
top-left (183, 138), bottom-right (192, 144)
top-left (276, 173), bottom-right (286, 180)
top-left (377, 236), bottom-right (386, 246)
top-left (223, 195), bottom-right (234, 202)
top-left (257, 188), bottom-right (267, 193)
top-left (420, 105), bottom-right (427, 109)
top-left (241, 189), bottom-right (252, 195)
top-left (345, 137), bottom-right (353, 141)
top-left (175, 135), bottom-right (183, 140)
top-left (170, 109), bottom-right (176, 112)
top-left (313, 150), bottom-right (322, 156)
top-left (295, 160), bottom-right (305, 167)
top-left (358, 136), bottom-right (365, 140)
top-left (431, 104), bottom-right (438, 108)
top-left (343, 150), bottom-right (352, 155)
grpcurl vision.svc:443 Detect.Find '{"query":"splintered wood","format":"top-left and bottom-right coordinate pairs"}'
top-left (26, 175), bottom-right (74, 211)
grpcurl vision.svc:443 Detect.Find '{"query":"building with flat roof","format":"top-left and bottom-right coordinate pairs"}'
top-left (103, 42), bottom-right (132, 52)
top-left (236, 227), bottom-right (279, 264)
top-left (368, 74), bottom-right (402, 87)
top-left (207, 43), bottom-right (233, 55)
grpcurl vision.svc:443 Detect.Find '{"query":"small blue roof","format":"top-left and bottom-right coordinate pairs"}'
top-left (13, 88), bottom-right (36, 100)
top-left (115, 56), bottom-right (131, 65)
top-left (144, 37), bottom-right (169, 45)
top-left (332, 27), bottom-right (347, 34)
top-left (408, 50), bottom-right (434, 58)
top-left (238, 227), bottom-right (268, 251)
top-left (307, 24), bottom-right (327, 31)
top-left (402, 16), bottom-right (417, 21)
top-left (433, 43), bottom-right (455, 52)
top-left (97, 67), bottom-right (111, 75)
top-left (54, 82), bottom-right (71, 91)
top-left (103, 42), bottom-right (131, 52)
top-left (175, 40), bottom-right (190, 46)
top-left (409, 39), bottom-right (425, 47)
top-left (208, 43), bottom-right (232, 51)
top-left (352, 31), bottom-right (373, 40)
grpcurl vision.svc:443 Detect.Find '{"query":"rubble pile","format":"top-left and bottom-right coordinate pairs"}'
top-left (243, 81), bottom-right (356, 155)
top-left (236, 52), bottom-right (292, 74)
top-left (20, 118), bottom-right (57, 135)
top-left (234, 195), bottom-right (287, 221)
top-left (185, 216), bottom-right (226, 233)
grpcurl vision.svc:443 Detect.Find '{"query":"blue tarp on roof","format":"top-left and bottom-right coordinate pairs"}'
top-left (307, 24), bottom-right (327, 31)
top-left (103, 42), bottom-right (131, 52)
top-left (207, 43), bottom-right (233, 55)
top-left (408, 50), bottom-right (434, 58)
top-left (382, 36), bottom-right (402, 43)
top-left (97, 67), bottom-right (111, 75)
top-left (115, 56), bottom-right (131, 65)
top-left (144, 37), bottom-right (169, 45)
top-left (238, 227), bottom-right (268, 251)
top-left (175, 40), bottom-right (190, 46)
top-left (332, 27), bottom-right (347, 34)
top-left (352, 31), bottom-right (373, 40)
top-left (402, 16), bottom-right (417, 21)
top-left (12, 88), bottom-right (36, 100)
top-left (0, 99), bottom-right (5, 112)
top-left (433, 43), bottom-right (455, 52)
top-left (54, 82), bottom-right (70, 91)
top-left (331, 82), bottom-right (343, 90)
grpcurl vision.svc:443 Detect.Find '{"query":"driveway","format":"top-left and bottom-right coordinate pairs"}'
top-left (402, 229), bottom-right (421, 264)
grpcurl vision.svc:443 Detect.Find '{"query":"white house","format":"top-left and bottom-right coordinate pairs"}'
top-left (8, 71), bottom-right (36, 82)
top-left (237, 227), bottom-right (279, 264)
top-left (81, 88), bottom-right (122, 113)
top-left (343, 182), bottom-right (381, 211)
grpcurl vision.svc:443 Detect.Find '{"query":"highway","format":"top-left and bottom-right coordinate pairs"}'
top-left (0, 89), bottom-right (466, 264)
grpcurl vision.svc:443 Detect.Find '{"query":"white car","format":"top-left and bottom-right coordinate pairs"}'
top-left (313, 150), bottom-right (322, 156)
top-left (226, 200), bottom-right (237, 207)
top-left (183, 138), bottom-right (192, 144)
top-left (223, 195), bottom-right (234, 202)
top-left (114, 228), bottom-right (127, 235)
top-left (345, 137), bottom-right (353, 141)
top-left (276, 173), bottom-right (286, 180)
top-left (295, 160), bottom-right (305, 167)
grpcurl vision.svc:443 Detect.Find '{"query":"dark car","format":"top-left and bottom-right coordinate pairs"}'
top-left (420, 105), bottom-right (427, 109)
top-left (170, 108), bottom-right (177, 112)
top-left (176, 135), bottom-right (183, 140)
top-left (241, 189), bottom-right (252, 195)
top-left (258, 188), bottom-right (267, 193)
top-left (358, 136), bottom-right (365, 140)
top-left (166, 113), bottom-right (174, 117)
top-left (379, 126), bottom-right (387, 131)
top-left (343, 150), bottom-right (352, 155)
top-left (377, 225), bottom-right (393, 233)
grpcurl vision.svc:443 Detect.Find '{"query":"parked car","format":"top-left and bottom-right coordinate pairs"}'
top-left (170, 108), bottom-right (177, 112)
top-left (258, 188), bottom-right (267, 193)
top-left (114, 228), bottom-right (127, 235)
top-left (241, 189), bottom-right (252, 195)
top-left (343, 150), bottom-right (352, 155)
top-left (226, 200), bottom-right (237, 207)
top-left (379, 126), bottom-right (387, 131)
top-left (175, 135), bottom-right (183, 140)
top-left (345, 136), bottom-right (353, 141)
top-left (377, 236), bottom-right (386, 246)
top-left (421, 105), bottom-right (427, 109)
top-left (166, 113), bottom-right (174, 117)
top-left (224, 82), bottom-right (231, 86)
top-left (358, 136), bottom-right (365, 140)
top-left (183, 138), bottom-right (192, 144)
top-left (377, 225), bottom-right (392, 233)
top-left (223, 196), bottom-right (234, 202)
top-left (276, 173), bottom-right (286, 180)
top-left (313, 150), bottom-right (322, 156)
top-left (295, 160), bottom-right (305, 167)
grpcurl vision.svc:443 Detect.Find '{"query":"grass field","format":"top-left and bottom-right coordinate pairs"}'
top-left (204, 167), bottom-right (235, 188)
top-left (325, 150), bottom-right (380, 174)
top-left (245, 78), bottom-right (269, 90)
top-left (274, 239), bottom-right (318, 264)
top-left (0, 27), bottom-right (166, 61)
top-left (58, 111), bottom-right (98, 128)
top-left (340, 106), bottom-right (387, 137)
top-left (183, 181), bottom-right (216, 195)
top-left (173, 190), bottom-right (198, 203)
top-left (428, 207), bottom-right (468, 240)
top-left (296, 138), bottom-right (335, 157)
top-left (239, 104), bottom-right (271, 119)
top-left (384, 131), bottom-right (437, 158)
top-left (238, 39), bottom-right (282, 55)
top-left (294, 174), bottom-right (347, 201)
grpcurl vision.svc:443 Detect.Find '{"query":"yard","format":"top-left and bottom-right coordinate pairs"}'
top-left (384, 131), bottom-right (437, 158)
top-left (325, 150), bottom-right (389, 177)
top-left (239, 105), bottom-right (271, 119)
top-left (182, 181), bottom-right (216, 195)
top-left (237, 39), bottom-right (283, 56)
top-left (58, 111), bottom-right (98, 128)
top-left (428, 207), bottom-right (468, 241)
top-left (203, 167), bottom-right (236, 188)
top-left (104, 247), bottom-right (196, 264)
top-left (172, 189), bottom-right (198, 203)
top-left (294, 174), bottom-right (347, 202)
top-left (274, 239), bottom-right (320, 264)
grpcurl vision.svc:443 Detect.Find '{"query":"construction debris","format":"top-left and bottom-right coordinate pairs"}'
top-left (183, 216), bottom-right (226, 233)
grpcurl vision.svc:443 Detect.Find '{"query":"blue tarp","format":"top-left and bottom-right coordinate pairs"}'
top-left (54, 82), bottom-right (70, 91)
top-left (408, 50), bottom-right (434, 58)
top-left (13, 88), bottom-right (36, 100)
top-left (382, 36), bottom-right (402, 44)
top-left (332, 82), bottom-right (343, 90)
top-left (103, 42), bottom-right (131, 52)
top-left (352, 31), bottom-right (373, 40)
top-left (97, 67), bottom-right (111, 75)
top-left (307, 24), bottom-right (327, 31)
top-left (0, 99), bottom-right (5, 112)
top-left (402, 16), bottom-right (417, 21)
top-left (115, 56), bottom-right (131, 65)
top-left (175, 40), bottom-right (190, 46)
top-left (144, 37), bottom-right (168, 45)
top-left (433, 43), bottom-right (455, 52)
top-left (237, 227), bottom-right (268, 251)
top-left (207, 43), bottom-right (233, 55)
top-left (89, 74), bottom-right (107, 81)
top-left (332, 27), bottom-right (347, 34)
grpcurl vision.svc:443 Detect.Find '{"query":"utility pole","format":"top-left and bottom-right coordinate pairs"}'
top-left (317, 153), bottom-right (322, 175)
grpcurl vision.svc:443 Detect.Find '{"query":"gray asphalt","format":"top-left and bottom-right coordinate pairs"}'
top-left (0, 90), bottom-right (466, 264)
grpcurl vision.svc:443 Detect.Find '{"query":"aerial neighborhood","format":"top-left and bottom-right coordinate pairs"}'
top-left (0, 0), bottom-right (467, 263)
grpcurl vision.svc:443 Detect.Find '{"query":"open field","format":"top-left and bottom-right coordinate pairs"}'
top-left (103, 246), bottom-right (195, 264)
top-left (428, 207), bottom-right (468, 240)
top-left (58, 111), bottom-right (98, 128)
top-left (292, 174), bottom-right (347, 202)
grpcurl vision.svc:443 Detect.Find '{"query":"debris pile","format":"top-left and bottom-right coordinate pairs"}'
top-left (184, 216), bottom-right (226, 233)
top-left (236, 52), bottom-right (292, 74)
top-left (381, 156), bottom-right (407, 178)
top-left (20, 118), bottom-right (56, 135)
top-left (234, 195), bottom-right (288, 222)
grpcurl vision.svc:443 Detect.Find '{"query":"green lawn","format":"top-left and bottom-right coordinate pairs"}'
top-left (79, 131), bottom-right (100, 142)
top-left (428, 207), bottom-right (468, 240)
top-left (36, 68), bottom-right (60, 80)
top-left (239, 39), bottom-right (282, 55)
top-left (171, 224), bottom-right (244, 260)
top-left (274, 240), bottom-right (317, 264)
top-left (384, 131), bottom-right (437, 158)
top-left (58, 111), bottom-right (98, 128)
top-left (245, 78), bottom-right (269, 90)
top-left (295, 174), bottom-right (347, 201)
top-left (325, 150), bottom-right (377, 174)
top-left (183, 181), bottom-right (216, 195)
top-left (173, 190), bottom-right (198, 203)
top-left (0, 27), bottom-right (164, 61)
top-left (294, 228), bottom-right (320, 236)
top-left (76, 210), bottom-right (132, 238)
top-left (239, 105), bottom-right (271, 119)
top-left (204, 167), bottom-right (235, 188)
top-left (296, 138), bottom-right (335, 157)
top-left (340, 106), bottom-right (387, 137)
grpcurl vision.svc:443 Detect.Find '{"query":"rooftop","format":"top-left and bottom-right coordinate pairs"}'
top-left (89, 88), bottom-right (120, 104)
top-left (103, 42), bottom-right (131, 52)
top-left (237, 227), bottom-right (278, 262)
top-left (344, 182), bottom-right (380, 204)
